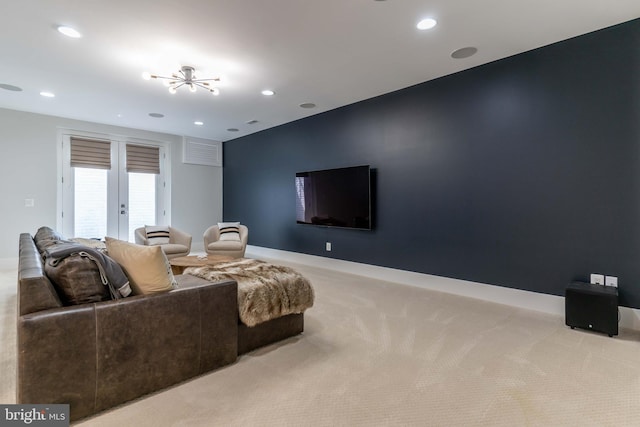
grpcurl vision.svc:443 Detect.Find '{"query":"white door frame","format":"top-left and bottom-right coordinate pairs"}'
top-left (57, 129), bottom-right (171, 240)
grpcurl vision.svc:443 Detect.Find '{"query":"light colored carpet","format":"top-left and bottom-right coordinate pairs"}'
top-left (0, 260), bottom-right (17, 406)
top-left (2, 257), bottom-right (640, 426)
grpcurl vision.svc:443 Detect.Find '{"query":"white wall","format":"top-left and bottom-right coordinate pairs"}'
top-left (170, 137), bottom-right (223, 252)
top-left (0, 108), bottom-right (222, 258)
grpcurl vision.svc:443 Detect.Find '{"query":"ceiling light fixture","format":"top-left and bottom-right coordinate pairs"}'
top-left (142, 66), bottom-right (220, 95)
top-left (194, 121), bottom-right (204, 126)
top-left (57, 25), bottom-right (82, 38)
top-left (261, 89), bottom-right (275, 96)
top-left (40, 91), bottom-right (55, 98)
top-left (417, 18), bottom-right (437, 30)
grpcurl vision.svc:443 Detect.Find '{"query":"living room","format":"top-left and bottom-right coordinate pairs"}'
top-left (2, 1), bottom-right (640, 425)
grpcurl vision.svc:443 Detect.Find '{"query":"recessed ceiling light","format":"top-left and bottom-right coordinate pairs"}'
top-left (417, 18), bottom-right (437, 30)
top-left (246, 119), bottom-right (259, 125)
top-left (451, 47), bottom-right (478, 59)
top-left (227, 128), bottom-right (239, 132)
top-left (57, 25), bottom-right (82, 38)
top-left (261, 90), bottom-right (275, 96)
top-left (194, 121), bottom-right (204, 126)
top-left (40, 91), bottom-right (55, 98)
top-left (299, 103), bottom-right (316, 109)
top-left (148, 113), bottom-right (164, 118)
top-left (0, 83), bottom-right (22, 92)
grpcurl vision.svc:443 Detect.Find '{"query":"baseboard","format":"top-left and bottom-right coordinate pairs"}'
top-left (246, 245), bottom-right (640, 332)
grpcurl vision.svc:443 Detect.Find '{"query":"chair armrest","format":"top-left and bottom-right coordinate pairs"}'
top-left (203, 225), bottom-right (221, 247)
top-left (169, 227), bottom-right (192, 249)
top-left (239, 225), bottom-right (249, 246)
top-left (134, 227), bottom-right (148, 245)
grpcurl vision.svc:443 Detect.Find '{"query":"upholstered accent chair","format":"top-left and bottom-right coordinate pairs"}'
top-left (134, 226), bottom-right (192, 259)
top-left (203, 224), bottom-right (248, 258)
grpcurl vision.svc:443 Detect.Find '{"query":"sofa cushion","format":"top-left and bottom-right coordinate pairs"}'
top-left (105, 237), bottom-right (177, 295)
top-left (44, 253), bottom-right (111, 305)
top-left (218, 222), bottom-right (241, 241)
top-left (145, 225), bottom-right (170, 245)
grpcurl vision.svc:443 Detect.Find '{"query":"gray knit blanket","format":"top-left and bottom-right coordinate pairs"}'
top-left (185, 258), bottom-right (314, 327)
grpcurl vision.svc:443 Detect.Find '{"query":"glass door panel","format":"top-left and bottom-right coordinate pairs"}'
top-left (127, 172), bottom-right (157, 242)
top-left (73, 168), bottom-right (108, 239)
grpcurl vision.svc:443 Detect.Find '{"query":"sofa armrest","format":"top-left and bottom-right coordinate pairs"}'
top-left (18, 305), bottom-right (98, 417)
top-left (18, 232), bottom-right (62, 315)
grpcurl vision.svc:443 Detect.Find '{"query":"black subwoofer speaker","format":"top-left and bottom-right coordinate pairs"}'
top-left (565, 281), bottom-right (618, 337)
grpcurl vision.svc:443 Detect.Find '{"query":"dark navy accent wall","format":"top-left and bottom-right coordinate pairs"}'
top-left (223, 19), bottom-right (640, 308)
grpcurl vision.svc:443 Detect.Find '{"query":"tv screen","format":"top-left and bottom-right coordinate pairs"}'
top-left (295, 165), bottom-right (372, 230)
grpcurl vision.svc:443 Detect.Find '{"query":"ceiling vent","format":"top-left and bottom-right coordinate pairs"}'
top-left (183, 138), bottom-right (222, 167)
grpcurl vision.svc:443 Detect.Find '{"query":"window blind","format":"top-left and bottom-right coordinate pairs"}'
top-left (70, 137), bottom-right (111, 169)
top-left (126, 144), bottom-right (160, 174)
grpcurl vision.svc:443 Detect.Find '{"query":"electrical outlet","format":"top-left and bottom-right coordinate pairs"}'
top-left (590, 274), bottom-right (605, 285)
top-left (325, 242), bottom-right (332, 251)
top-left (605, 276), bottom-right (618, 288)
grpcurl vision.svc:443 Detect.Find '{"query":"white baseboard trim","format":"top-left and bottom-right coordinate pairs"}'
top-left (246, 245), bottom-right (640, 332)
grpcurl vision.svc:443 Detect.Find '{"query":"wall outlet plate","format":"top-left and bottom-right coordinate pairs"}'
top-left (605, 276), bottom-right (618, 287)
top-left (325, 242), bottom-right (332, 251)
top-left (590, 273), bottom-right (605, 285)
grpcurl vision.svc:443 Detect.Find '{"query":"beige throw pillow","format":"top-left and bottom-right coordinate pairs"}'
top-left (105, 237), bottom-right (176, 295)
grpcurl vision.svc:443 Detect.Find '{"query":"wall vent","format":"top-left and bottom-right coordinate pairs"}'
top-left (182, 138), bottom-right (222, 167)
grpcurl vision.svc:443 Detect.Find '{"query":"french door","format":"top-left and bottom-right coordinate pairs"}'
top-left (60, 132), bottom-right (169, 242)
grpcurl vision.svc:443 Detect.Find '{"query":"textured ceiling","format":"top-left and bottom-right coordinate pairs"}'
top-left (1, 0), bottom-right (639, 141)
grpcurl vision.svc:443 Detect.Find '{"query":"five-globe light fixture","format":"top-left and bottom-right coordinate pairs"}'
top-left (142, 66), bottom-right (220, 95)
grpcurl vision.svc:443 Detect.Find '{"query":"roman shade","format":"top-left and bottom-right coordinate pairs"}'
top-left (126, 144), bottom-right (160, 174)
top-left (70, 137), bottom-right (111, 170)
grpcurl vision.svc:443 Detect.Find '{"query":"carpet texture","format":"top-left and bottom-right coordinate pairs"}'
top-left (2, 257), bottom-right (640, 426)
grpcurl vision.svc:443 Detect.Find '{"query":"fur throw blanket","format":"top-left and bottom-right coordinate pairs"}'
top-left (185, 258), bottom-right (314, 327)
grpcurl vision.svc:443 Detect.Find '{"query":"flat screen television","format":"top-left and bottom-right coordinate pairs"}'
top-left (295, 165), bottom-right (372, 230)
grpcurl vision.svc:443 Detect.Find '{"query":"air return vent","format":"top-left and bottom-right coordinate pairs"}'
top-left (182, 138), bottom-right (222, 167)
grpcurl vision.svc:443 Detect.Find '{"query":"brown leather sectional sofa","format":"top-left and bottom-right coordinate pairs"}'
top-left (17, 231), bottom-right (303, 421)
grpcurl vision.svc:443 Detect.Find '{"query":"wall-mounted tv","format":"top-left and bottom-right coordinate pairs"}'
top-left (295, 165), bottom-right (372, 230)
